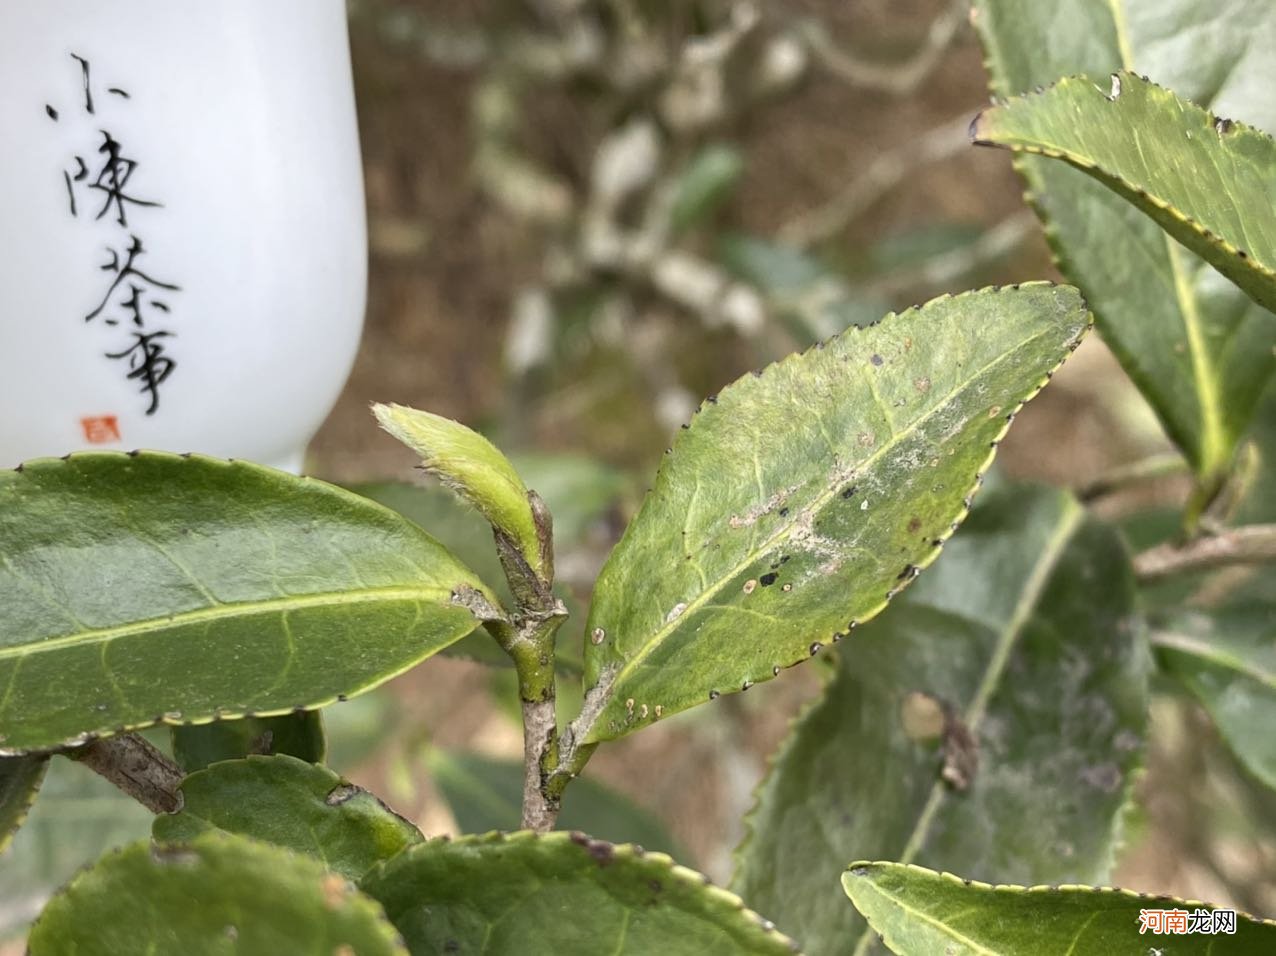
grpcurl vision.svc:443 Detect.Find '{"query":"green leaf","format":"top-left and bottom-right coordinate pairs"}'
top-left (28, 832), bottom-right (407, 955)
top-left (0, 453), bottom-right (500, 754)
top-left (670, 144), bottom-right (745, 235)
top-left (0, 756), bottom-right (153, 940)
top-left (373, 403), bottom-right (550, 583)
top-left (153, 754), bottom-right (421, 880)
top-left (1153, 602), bottom-right (1276, 789)
top-left (360, 831), bottom-right (798, 954)
top-left (427, 749), bottom-right (681, 855)
top-left (172, 711), bottom-right (326, 772)
top-left (842, 861), bottom-right (1276, 955)
top-left (574, 284), bottom-right (1090, 745)
top-left (732, 485), bottom-right (1147, 956)
top-left (974, 72), bottom-right (1276, 317)
top-left (972, 0), bottom-right (1276, 490)
top-left (0, 755), bottom-right (47, 853)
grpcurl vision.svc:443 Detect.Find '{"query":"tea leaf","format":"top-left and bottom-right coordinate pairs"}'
top-left (574, 284), bottom-right (1089, 744)
top-left (374, 403), bottom-right (550, 584)
top-left (972, 0), bottom-right (1276, 492)
top-left (842, 861), bottom-right (1276, 955)
top-left (153, 754), bottom-right (421, 880)
top-left (0, 453), bottom-right (500, 753)
top-left (974, 72), bottom-right (1276, 316)
top-left (360, 831), bottom-right (798, 954)
top-left (28, 833), bottom-right (407, 955)
top-left (733, 486), bottom-right (1147, 955)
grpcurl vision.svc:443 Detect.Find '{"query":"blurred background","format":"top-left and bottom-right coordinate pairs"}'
top-left (5, 0), bottom-right (1273, 944)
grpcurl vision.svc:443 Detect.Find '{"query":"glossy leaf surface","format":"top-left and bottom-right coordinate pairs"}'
top-left (0, 453), bottom-right (498, 754)
top-left (171, 711), bottom-right (326, 772)
top-left (732, 485), bottom-right (1146, 955)
top-left (28, 833), bottom-right (407, 955)
top-left (576, 284), bottom-right (1090, 744)
top-left (0, 755), bottom-right (46, 853)
top-left (427, 749), bottom-right (679, 855)
top-left (972, 0), bottom-right (1276, 487)
top-left (842, 861), bottom-right (1276, 955)
top-left (1154, 602), bottom-right (1276, 789)
top-left (153, 755), bottom-right (422, 880)
top-left (374, 403), bottom-right (549, 581)
top-left (974, 72), bottom-right (1276, 316)
top-left (360, 831), bottom-right (798, 955)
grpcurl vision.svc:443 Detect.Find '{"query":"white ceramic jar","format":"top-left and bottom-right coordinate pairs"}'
top-left (0, 1), bottom-right (367, 473)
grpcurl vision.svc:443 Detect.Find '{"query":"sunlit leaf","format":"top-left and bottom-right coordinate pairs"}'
top-left (974, 72), bottom-right (1276, 316)
top-left (374, 403), bottom-right (550, 583)
top-left (0, 453), bottom-right (499, 753)
top-left (972, 0), bottom-right (1276, 492)
top-left (574, 284), bottom-right (1089, 745)
top-left (842, 861), bottom-right (1276, 955)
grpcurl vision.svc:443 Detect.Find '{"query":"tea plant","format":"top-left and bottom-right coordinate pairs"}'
top-left (4, 2), bottom-right (1276, 954)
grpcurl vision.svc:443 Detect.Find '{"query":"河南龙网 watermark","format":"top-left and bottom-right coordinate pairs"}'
top-left (1138, 907), bottom-right (1236, 935)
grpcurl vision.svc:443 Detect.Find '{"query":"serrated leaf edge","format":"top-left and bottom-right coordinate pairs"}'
top-left (842, 859), bottom-right (1276, 927)
top-left (0, 755), bottom-right (49, 854)
top-left (28, 831), bottom-right (410, 954)
top-left (0, 451), bottom-right (501, 756)
top-left (574, 282), bottom-right (1091, 745)
top-left (360, 829), bottom-right (803, 953)
top-left (971, 71), bottom-right (1276, 294)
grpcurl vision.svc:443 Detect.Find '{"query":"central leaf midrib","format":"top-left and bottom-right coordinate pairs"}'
top-left (0, 584), bottom-right (455, 663)
top-left (848, 498), bottom-right (1083, 956)
top-left (588, 317), bottom-right (1064, 731)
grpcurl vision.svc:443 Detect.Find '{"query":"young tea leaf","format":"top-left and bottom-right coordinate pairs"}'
top-left (359, 831), bottom-right (798, 954)
top-left (373, 403), bottom-right (551, 585)
top-left (153, 754), bottom-right (421, 881)
top-left (0, 453), bottom-right (502, 754)
top-left (732, 485), bottom-right (1147, 956)
top-left (974, 72), bottom-right (1276, 317)
top-left (972, 0), bottom-right (1276, 492)
top-left (842, 861), bottom-right (1276, 955)
top-left (28, 832), bottom-right (407, 955)
top-left (1153, 602), bottom-right (1276, 790)
top-left (573, 284), bottom-right (1090, 745)
top-left (0, 755), bottom-right (47, 854)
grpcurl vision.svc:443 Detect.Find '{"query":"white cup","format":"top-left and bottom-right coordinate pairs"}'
top-left (0, 1), bottom-right (367, 474)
